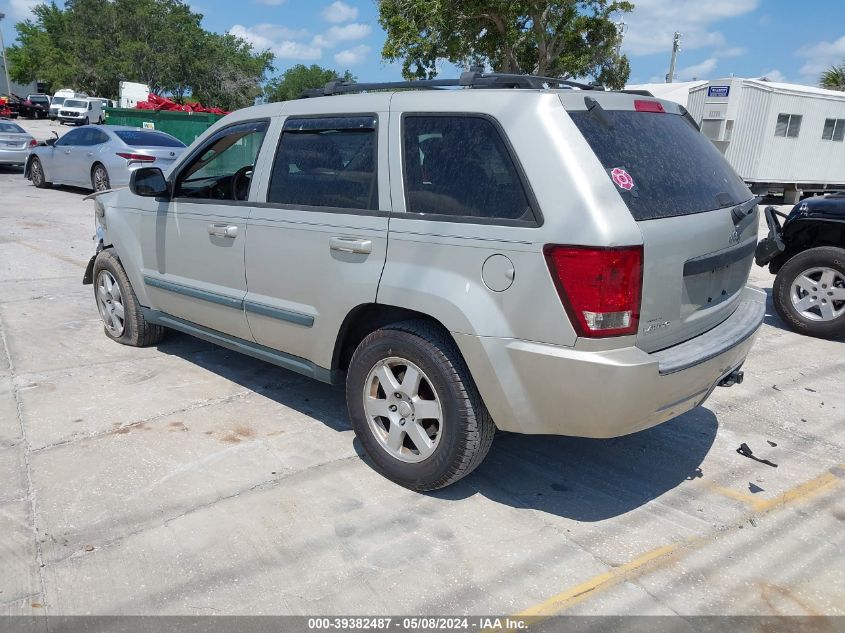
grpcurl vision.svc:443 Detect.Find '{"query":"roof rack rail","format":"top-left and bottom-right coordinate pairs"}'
top-left (300, 71), bottom-right (603, 98)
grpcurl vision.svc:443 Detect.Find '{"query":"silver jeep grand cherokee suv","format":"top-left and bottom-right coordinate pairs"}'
top-left (83, 73), bottom-right (765, 491)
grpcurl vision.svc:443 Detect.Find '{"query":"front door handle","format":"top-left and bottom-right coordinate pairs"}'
top-left (208, 224), bottom-right (238, 238)
top-left (329, 236), bottom-right (372, 254)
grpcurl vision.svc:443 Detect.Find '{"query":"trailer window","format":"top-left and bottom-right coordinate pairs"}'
top-left (822, 118), bottom-right (845, 142)
top-left (775, 113), bottom-right (802, 138)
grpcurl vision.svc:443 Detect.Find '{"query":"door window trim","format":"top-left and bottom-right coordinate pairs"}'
top-left (170, 118), bottom-right (271, 201)
top-left (261, 112), bottom-right (385, 217)
top-left (398, 111), bottom-right (543, 228)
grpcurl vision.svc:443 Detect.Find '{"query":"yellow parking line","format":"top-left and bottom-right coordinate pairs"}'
top-left (704, 482), bottom-right (760, 506)
top-left (515, 544), bottom-right (681, 618)
top-left (511, 464), bottom-right (844, 621)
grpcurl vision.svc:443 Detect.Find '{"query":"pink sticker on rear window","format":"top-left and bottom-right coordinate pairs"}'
top-left (611, 167), bottom-right (635, 191)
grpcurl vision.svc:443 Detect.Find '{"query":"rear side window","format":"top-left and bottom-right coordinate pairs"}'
top-left (268, 116), bottom-right (378, 211)
top-left (402, 115), bottom-right (534, 222)
top-left (569, 109), bottom-right (752, 221)
top-left (115, 130), bottom-right (185, 147)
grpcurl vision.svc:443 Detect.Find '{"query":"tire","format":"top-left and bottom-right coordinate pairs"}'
top-left (29, 157), bottom-right (51, 189)
top-left (91, 164), bottom-right (110, 192)
top-left (92, 250), bottom-right (165, 347)
top-left (773, 246), bottom-right (845, 339)
top-left (346, 320), bottom-right (495, 491)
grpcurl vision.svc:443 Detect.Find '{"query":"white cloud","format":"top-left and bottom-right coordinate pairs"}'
top-left (797, 35), bottom-right (845, 78)
top-left (230, 24), bottom-right (321, 60)
top-left (719, 47), bottom-right (747, 59)
top-left (677, 57), bottom-right (718, 81)
top-left (622, 0), bottom-right (759, 57)
top-left (334, 44), bottom-right (370, 66)
top-left (322, 1), bottom-right (358, 23)
top-left (311, 23), bottom-right (372, 48)
top-left (9, 0), bottom-right (41, 19)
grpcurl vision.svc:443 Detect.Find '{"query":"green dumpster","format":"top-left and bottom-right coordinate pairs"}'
top-left (103, 108), bottom-right (227, 145)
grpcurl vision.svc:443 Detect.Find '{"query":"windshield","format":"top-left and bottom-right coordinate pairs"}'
top-left (65, 99), bottom-right (87, 109)
top-left (569, 109), bottom-right (752, 221)
top-left (115, 130), bottom-right (185, 148)
top-left (52, 97), bottom-right (65, 106)
top-left (29, 96), bottom-right (49, 104)
top-left (0, 122), bottom-right (25, 133)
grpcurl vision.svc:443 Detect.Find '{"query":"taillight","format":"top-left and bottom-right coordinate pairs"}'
top-left (634, 99), bottom-right (665, 113)
top-left (29, 139), bottom-right (37, 147)
top-left (544, 245), bottom-right (643, 337)
top-left (116, 152), bottom-right (155, 163)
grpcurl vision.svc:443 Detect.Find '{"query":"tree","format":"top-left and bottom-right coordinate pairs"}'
top-left (820, 62), bottom-right (845, 92)
top-left (266, 64), bottom-right (355, 102)
top-left (378, 0), bottom-right (633, 89)
top-left (6, 0), bottom-right (273, 110)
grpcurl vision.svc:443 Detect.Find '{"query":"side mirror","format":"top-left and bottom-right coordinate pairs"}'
top-left (130, 167), bottom-right (170, 198)
top-left (45, 137), bottom-right (56, 147)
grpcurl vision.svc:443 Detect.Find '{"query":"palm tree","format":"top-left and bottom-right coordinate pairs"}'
top-left (820, 62), bottom-right (845, 91)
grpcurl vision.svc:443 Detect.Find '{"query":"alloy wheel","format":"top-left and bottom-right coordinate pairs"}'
top-left (790, 266), bottom-right (845, 321)
top-left (363, 357), bottom-right (443, 463)
top-left (93, 166), bottom-right (109, 192)
top-left (31, 160), bottom-right (43, 186)
top-left (96, 270), bottom-right (126, 336)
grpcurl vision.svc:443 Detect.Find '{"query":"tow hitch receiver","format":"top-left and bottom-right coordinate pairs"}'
top-left (718, 369), bottom-right (744, 388)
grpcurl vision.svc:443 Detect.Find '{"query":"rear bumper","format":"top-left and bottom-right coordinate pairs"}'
top-left (455, 285), bottom-right (766, 438)
top-left (0, 149), bottom-right (29, 164)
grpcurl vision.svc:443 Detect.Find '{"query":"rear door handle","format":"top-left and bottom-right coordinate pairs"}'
top-left (208, 224), bottom-right (238, 238)
top-left (329, 236), bottom-right (372, 254)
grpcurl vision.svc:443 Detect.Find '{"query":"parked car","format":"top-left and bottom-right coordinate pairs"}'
top-left (756, 196), bottom-right (845, 338)
top-left (58, 98), bottom-right (104, 126)
top-left (49, 89), bottom-right (88, 120)
top-left (89, 97), bottom-right (115, 111)
top-left (0, 119), bottom-right (37, 166)
top-left (82, 73), bottom-right (766, 490)
top-left (0, 95), bottom-right (21, 119)
top-left (26, 125), bottom-right (186, 191)
top-left (19, 94), bottom-right (51, 119)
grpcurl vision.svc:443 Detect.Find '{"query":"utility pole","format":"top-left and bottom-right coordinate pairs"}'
top-left (615, 17), bottom-right (627, 57)
top-left (665, 31), bottom-right (681, 83)
top-left (0, 13), bottom-right (12, 98)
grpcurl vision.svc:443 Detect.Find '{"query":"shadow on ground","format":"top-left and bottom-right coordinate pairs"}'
top-left (155, 330), bottom-right (718, 521)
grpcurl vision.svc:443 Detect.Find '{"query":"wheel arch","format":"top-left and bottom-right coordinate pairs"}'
top-left (772, 220), bottom-right (845, 273)
top-left (331, 304), bottom-right (458, 373)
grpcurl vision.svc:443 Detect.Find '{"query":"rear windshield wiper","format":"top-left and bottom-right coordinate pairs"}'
top-left (730, 196), bottom-right (762, 230)
top-left (583, 96), bottom-right (614, 130)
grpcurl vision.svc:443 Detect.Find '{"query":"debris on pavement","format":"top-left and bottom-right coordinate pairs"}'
top-left (736, 443), bottom-right (778, 468)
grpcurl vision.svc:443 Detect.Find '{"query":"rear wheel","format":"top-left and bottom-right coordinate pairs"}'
top-left (91, 164), bottom-right (110, 192)
top-left (93, 250), bottom-right (165, 347)
top-left (773, 246), bottom-right (845, 339)
top-left (29, 157), bottom-right (51, 189)
top-left (346, 320), bottom-right (495, 491)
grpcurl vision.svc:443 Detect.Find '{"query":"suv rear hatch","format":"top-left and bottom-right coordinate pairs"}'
top-left (562, 93), bottom-right (758, 352)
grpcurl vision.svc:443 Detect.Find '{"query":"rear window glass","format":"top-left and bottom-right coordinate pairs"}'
top-left (0, 122), bottom-right (25, 133)
top-left (569, 109), bottom-right (752, 221)
top-left (115, 130), bottom-right (185, 148)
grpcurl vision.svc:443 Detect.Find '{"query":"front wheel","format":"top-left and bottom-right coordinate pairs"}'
top-left (773, 246), bottom-right (845, 339)
top-left (29, 157), bottom-right (51, 189)
top-left (346, 320), bottom-right (495, 491)
top-left (93, 250), bottom-right (165, 347)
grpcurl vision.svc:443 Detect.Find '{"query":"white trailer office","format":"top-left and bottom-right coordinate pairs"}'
top-left (687, 78), bottom-right (845, 203)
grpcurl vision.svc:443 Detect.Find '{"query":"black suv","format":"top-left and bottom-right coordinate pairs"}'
top-left (756, 194), bottom-right (845, 338)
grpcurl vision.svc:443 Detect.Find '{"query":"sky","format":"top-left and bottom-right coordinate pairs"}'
top-left (2, 0), bottom-right (845, 88)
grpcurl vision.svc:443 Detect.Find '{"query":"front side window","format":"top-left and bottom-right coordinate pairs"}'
top-left (55, 129), bottom-right (84, 146)
top-left (775, 113), bottom-right (802, 138)
top-left (402, 115), bottom-right (533, 222)
top-left (175, 121), bottom-right (268, 201)
top-left (268, 116), bottom-right (378, 211)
